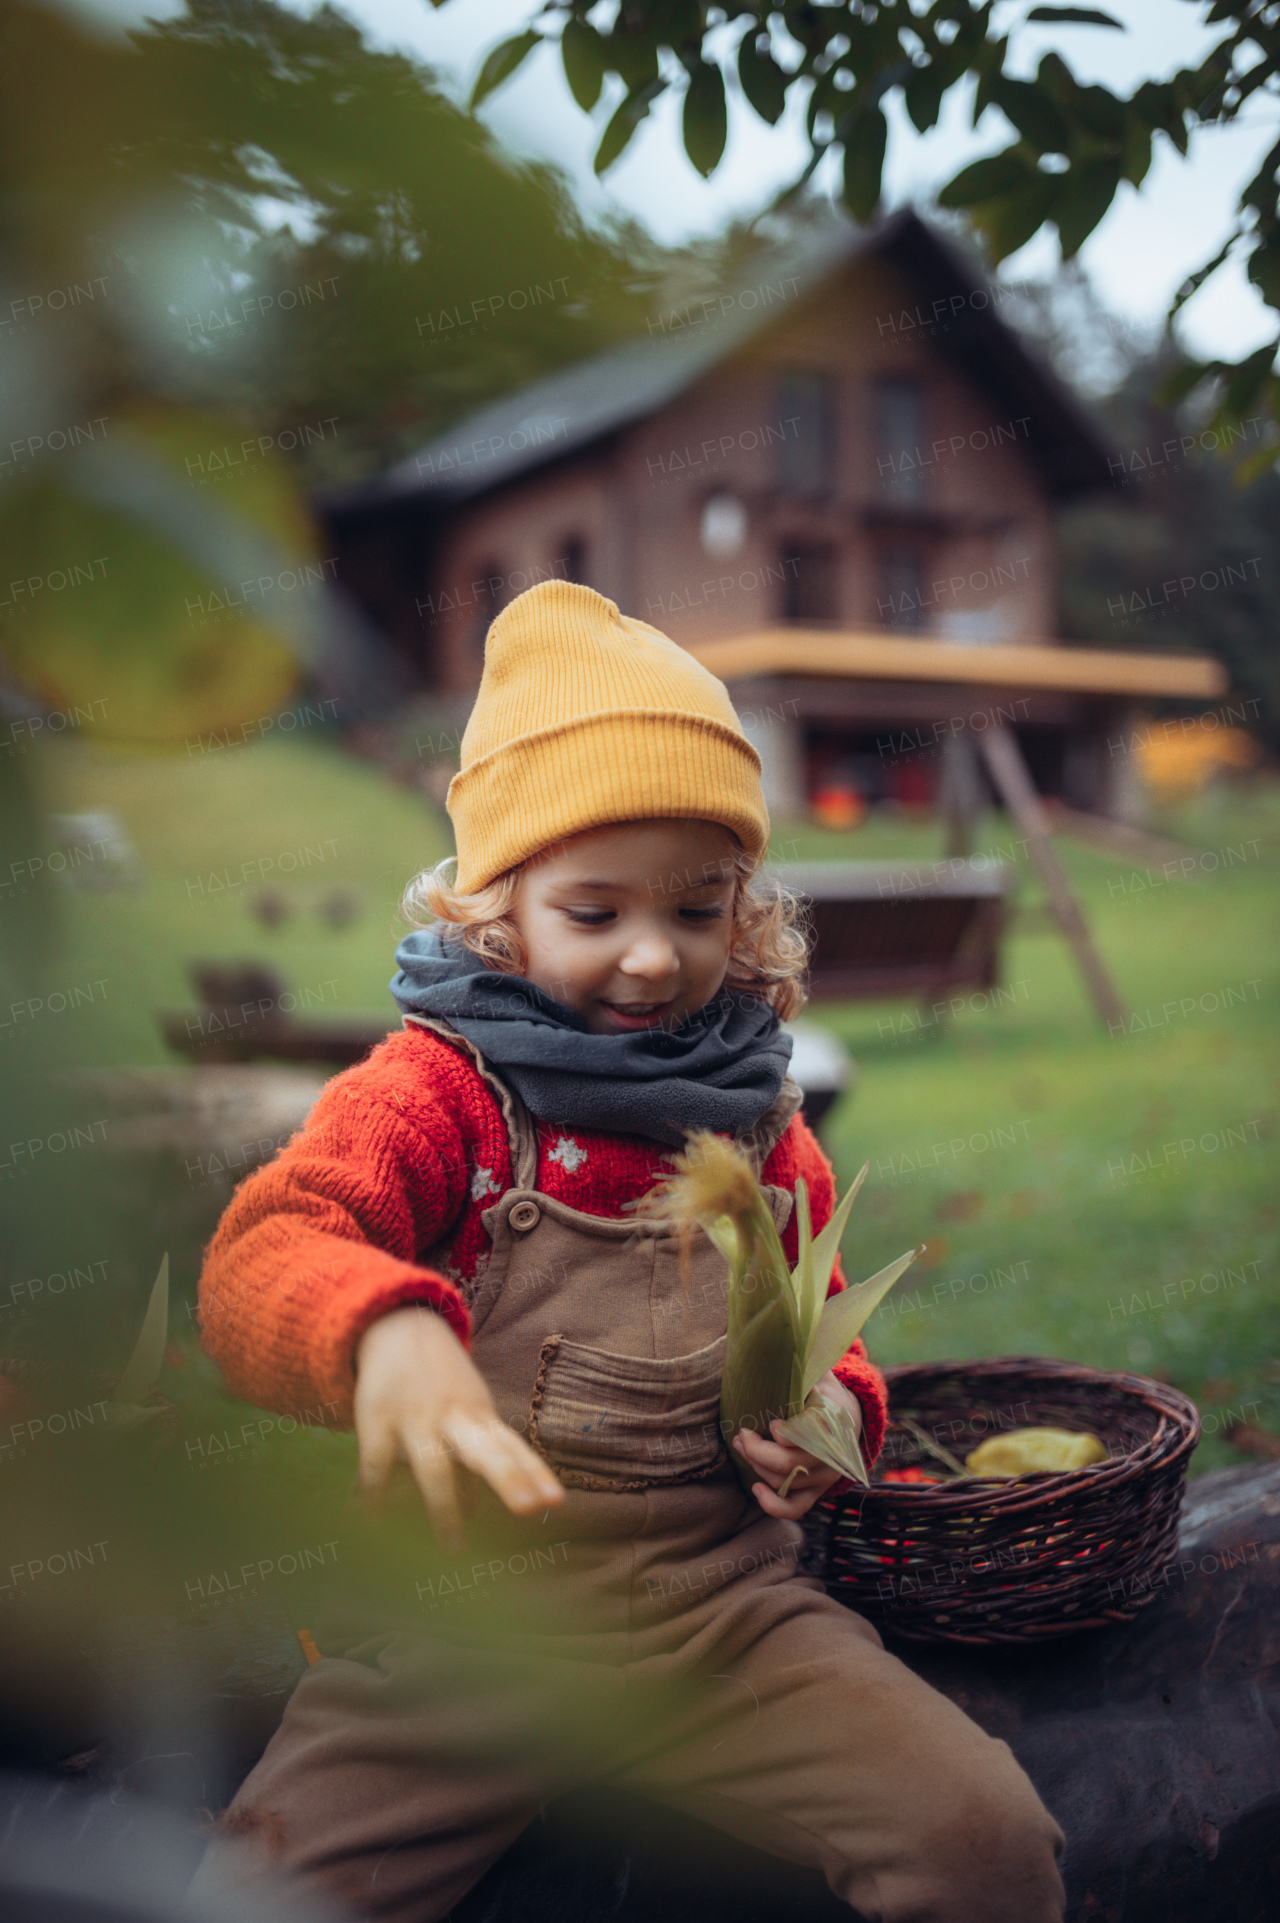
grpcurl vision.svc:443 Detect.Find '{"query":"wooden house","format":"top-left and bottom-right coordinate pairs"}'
top-left (319, 210), bottom-right (1225, 824)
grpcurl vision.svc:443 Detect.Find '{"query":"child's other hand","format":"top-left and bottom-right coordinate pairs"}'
top-left (354, 1305), bottom-right (563, 1551)
top-left (732, 1370), bottom-right (862, 1520)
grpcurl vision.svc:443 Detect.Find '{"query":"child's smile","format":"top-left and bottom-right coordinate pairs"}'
top-left (597, 998), bottom-right (674, 1032)
top-left (508, 819), bottom-right (739, 1036)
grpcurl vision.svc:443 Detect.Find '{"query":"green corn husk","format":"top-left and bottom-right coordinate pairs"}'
top-left (636, 1135), bottom-right (919, 1495)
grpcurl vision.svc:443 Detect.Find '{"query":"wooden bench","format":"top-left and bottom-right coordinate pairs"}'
top-left (157, 963), bottom-right (394, 1066)
top-left (772, 859), bottom-right (1015, 1003)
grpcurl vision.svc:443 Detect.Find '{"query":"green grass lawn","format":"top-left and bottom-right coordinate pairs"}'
top-left (794, 785), bottom-right (1280, 1475)
top-left (25, 731), bottom-right (1280, 1474)
top-left (24, 726), bottom-right (453, 1063)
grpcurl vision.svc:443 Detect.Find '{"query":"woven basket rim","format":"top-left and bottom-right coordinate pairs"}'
top-left (869, 1355), bottom-right (1201, 1501)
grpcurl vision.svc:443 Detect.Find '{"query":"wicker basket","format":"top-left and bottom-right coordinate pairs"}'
top-left (817, 1356), bottom-right (1201, 1645)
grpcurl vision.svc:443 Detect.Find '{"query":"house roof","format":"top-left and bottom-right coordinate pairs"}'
top-left (688, 629), bottom-right (1228, 700)
top-left (321, 210), bottom-right (1117, 517)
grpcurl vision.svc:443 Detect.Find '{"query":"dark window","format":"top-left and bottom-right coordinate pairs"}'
top-left (777, 370), bottom-right (837, 496)
top-left (878, 551), bottom-right (928, 631)
top-left (781, 547), bottom-right (838, 622)
top-left (874, 376), bottom-right (926, 503)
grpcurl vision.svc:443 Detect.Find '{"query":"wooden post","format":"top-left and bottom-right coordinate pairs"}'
top-left (976, 723), bottom-right (1127, 1031)
top-left (938, 734), bottom-right (985, 859)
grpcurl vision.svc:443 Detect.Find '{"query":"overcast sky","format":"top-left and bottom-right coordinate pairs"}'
top-left (66, 0), bottom-right (1276, 363)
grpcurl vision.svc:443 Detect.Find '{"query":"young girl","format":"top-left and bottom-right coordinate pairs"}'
top-left (193, 582), bottom-right (1064, 1923)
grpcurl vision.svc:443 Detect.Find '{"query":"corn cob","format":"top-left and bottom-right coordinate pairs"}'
top-left (636, 1133), bottom-right (919, 1494)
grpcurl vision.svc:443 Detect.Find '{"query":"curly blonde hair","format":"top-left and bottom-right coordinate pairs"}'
top-left (402, 838), bottom-right (809, 1021)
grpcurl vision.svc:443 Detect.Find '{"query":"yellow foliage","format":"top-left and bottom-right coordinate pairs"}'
top-left (0, 404), bottom-right (309, 747)
top-left (1138, 727), bottom-right (1258, 801)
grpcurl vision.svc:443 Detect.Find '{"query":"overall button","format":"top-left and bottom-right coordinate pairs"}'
top-left (509, 1199), bottom-right (541, 1232)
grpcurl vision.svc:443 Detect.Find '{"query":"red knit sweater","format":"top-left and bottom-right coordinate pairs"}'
top-left (197, 1025), bottom-right (889, 1463)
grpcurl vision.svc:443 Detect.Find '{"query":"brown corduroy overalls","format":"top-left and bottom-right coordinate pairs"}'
top-left (193, 1035), bottom-right (1065, 1923)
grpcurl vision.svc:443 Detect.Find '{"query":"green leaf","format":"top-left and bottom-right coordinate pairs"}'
top-left (1247, 237), bottom-right (1280, 308)
top-left (561, 18), bottom-right (607, 113)
top-left (738, 33), bottom-right (788, 126)
top-left (1240, 138), bottom-right (1280, 217)
top-left (604, 23), bottom-right (661, 92)
top-left (791, 1176), bottom-right (819, 1354)
top-left (1132, 78), bottom-right (1188, 153)
top-left (594, 78), bottom-right (665, 174)
top-left (806, 1160), bottom-right (868, 1321)
top-left (904, 61), bottom-right (947, 135)
top-left (938, 146), bottom-right (1029, 209)
top-left (1055, 154), bottom-right (1121, 257)
top-left (1072, 83), bottom-right (1125, 141)
top-left (991, 76), bottom-right (1069, 153)
top-left (841, 107), bottom-right (888, 224)
top-left (983, 168), bottom-right (1059, 261)
top-left (115, 1252), bottom-right (169, 1404)
top-left (725, 1186), bottom-right (798, 1355)
top-left (806, 67), bottom-right (842, 142)
top-left (1035, 52), bottom-right (1076, 106)
top-left (892, 1415), bottom-right (972, 1477)
top-left (722, 1291), bottom-right (796, 1491)
top-left (1121, 108), bottom-right (1153, 188)
top-left (973, 35), bottom-right (1009, 125)
top-left (1026, 6), bottom-right (1124, 24)
top-left (469, 30), bottom-right (541, 111)
top-left (1171, 238), bottom-right (1234, 316)
top-left (1231, 434), bottom-right (1280, 489)
top-left (1223, 341), bottom-right (1279, 418)
top-left (683, 60), bottom-right (727, 178)
top-left (702, 1213), bottom-right (741, 1269)
top-left (1157, 356), bottom-right (1218, 408)
top-left (804, 1246), bottom-right (919, 1394)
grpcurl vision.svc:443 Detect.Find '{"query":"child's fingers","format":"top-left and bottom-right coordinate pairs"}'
top-left (750, 1479), bottom-right (822, 1521)
top-left (443, 1412), bottom-right (563, 1516)
top-left (355, 1417), bottom-right (398, 1505)
top-left (767, 1419), bottom-right (829, 1468)
top-left (401, 1423), bottom-right (468, 1553)
top-left (735, 1429), bottom-right (812, 1481)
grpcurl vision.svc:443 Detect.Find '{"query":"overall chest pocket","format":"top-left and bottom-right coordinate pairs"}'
top-left (528, 1333), bottom-right (728, 1491)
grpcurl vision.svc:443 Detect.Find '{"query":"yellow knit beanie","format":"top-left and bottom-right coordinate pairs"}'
top-left (447, 580), bottom-right (769, 890)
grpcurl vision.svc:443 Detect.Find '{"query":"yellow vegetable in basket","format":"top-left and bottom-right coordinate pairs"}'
top-left (965, 1427), bottom-right (1108, 1477)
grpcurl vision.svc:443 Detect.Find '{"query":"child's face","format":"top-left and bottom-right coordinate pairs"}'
top-left (509, 819), bottom-right (739, 1035)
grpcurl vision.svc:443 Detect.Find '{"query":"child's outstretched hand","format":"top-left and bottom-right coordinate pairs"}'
top-left (732, 1370), bottom-right (862, 1520)
top-left (354, 1305), bottom-right (563, 1551)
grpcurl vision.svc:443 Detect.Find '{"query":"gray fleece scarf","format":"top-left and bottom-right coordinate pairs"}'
top-left (389, 928), bottom-right (791, 1148)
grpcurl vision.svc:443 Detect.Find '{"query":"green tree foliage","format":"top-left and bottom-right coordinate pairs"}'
top-left (468, 0), bottom-right (1280, 455)
top-left (992, 266), bottom-right (1280, 743)
top-left (1, 0), bottom-right (697, 757)
top-left (0, 0), bottom-right (665, 483)
top-left (1058, 352), bottom-right (1280, 748)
